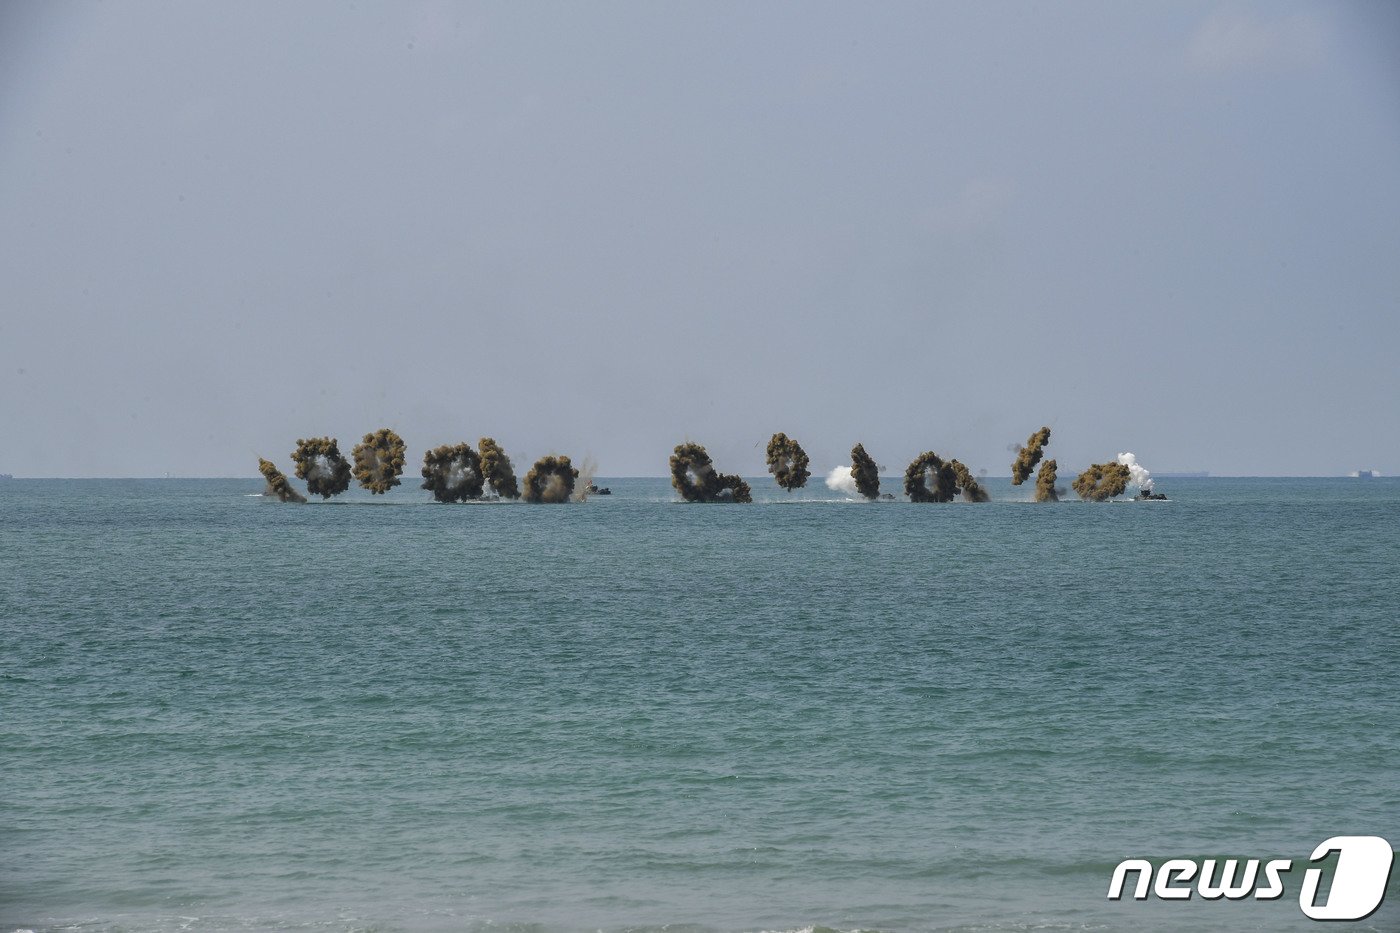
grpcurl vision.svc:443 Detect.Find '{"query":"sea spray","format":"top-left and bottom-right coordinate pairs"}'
top-left (572, 457), bottom-right (598, 502)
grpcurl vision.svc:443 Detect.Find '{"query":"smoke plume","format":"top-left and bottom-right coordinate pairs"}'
top-left (947, 459), bottom-right (991, 502)
top-left (352, 428), bottom-right (407, 495)
top-left (522, 455), bottom-right (579, 503)
top-left (1011, 427), bottom-right (1052, 485)
top-left (478, 437), bottom-right (520, 499)
top-left (670, 442), bottom-right (752, 503)
top-left (904, 452), bottom-right (958, 502)
top-left (291, 437), bottom-right (353, 499)
top-left (850, 443), bottom-right (880, 500)
top-left (1034, 459), bottom-right (1060, 502)
top-left (1073, 461), bottom-right (1131, 501)
top-left (421, 443), bottom-right (485, 503)
top-left (766, 432), bottom-right (811, 491)
top-left (258, 458), bottom-right (306, 503)
top-left (1116, 452), bottom-right (1153, 491)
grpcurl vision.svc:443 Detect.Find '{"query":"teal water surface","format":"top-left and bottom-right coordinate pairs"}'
top-left (2, 477), bottom-right (1398, 931)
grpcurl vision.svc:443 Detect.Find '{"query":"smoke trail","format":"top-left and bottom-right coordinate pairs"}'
top-left (670, 442), bottom-right (752, 503)
top-left (766, 432), bottom-right (811, 491)
top-left (291, 437), bottom-right (352, 499)
top-left (1011, 427), bottom-right (1052, 485)
top-left (904, 452), bottom-right (958, 503)
top-left (850, 443), bottom-right (880, 500)
top-left (258, 458), bottom-right (306, 503)
top-left (947, 459), bottom-right (991, 502)
top-left (825, 465), bottom-right (859, 495)
top-left (478, 437), bottom-right (520, 499)
top-left (522, 455), bottom-right (579, 503)
top-left (1073, 461), bottom-right (1131, 501)
top-left (1116, 452), bottom-right (1153, 491)
top-left (1034, 459), bottom-right (1060, 502)
top-left (421, 443), bottom-right (484, 503)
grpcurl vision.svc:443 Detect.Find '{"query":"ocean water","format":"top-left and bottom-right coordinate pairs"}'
top-left (2, 476), bottom-right (1398, 932)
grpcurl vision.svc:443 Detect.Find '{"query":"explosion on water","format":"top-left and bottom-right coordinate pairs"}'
top-left (522, 455), bottom-right (579, 503)
top-left (420, 443), bottom-right (484, 503)
top-left (258, 458), bottom-right (306, 503)
top-left (1011, 427), bottom-right (1052, 486)
top-left (352, 428), bottom-right (406, 495)
top-left (766, 433), bottom-right (811, 491)
top-left (904, 452), bottom-right (957, 502)
top-left (1035, 459), bottom-right (1060, 502)
top-left (947, 459), bottom-right (990, 502)
top-left (850, 443), bottom-right (881, 500)
top-left (478, 437), bottom-right (520, 499)
top-left (670, 442), bottom-right (752, 503)
top-left (904, 452), bottom-right (989, 502)
top-left (291, 437), bottom-right (352, 499)
top-left (267, 425), bottom-right (1158, 509)
top-left (1073, 461), bottom-right (1131, 501)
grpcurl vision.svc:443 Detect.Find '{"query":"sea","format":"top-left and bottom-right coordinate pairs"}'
top-left (2, 476), bottom-right (1397, 932)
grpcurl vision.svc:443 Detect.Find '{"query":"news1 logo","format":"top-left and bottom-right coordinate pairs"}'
top-left (1108, 836), bottom-right (1395, 921)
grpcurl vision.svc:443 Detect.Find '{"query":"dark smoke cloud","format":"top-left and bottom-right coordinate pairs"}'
top-left (766, 432), bottom-right (811, 491)
top-left (258, 458), bottom-right (306, 503)
top-left (947, 459), bottom-right (991, 502)
top-left (670, 442), bottom-right (752, 503)
top-left (904, 452), bottom-right (958, 502)
top-left (478, 437), bottom-right (520, 499)
top-left (523, 455), bottom-right (580, 503)
top-left (421, 443), bottom-right (484, 503)
top-left (904, 452), bottom-right (990, 503)
top-left (353, 428), bottom-right (406, 495)
top-left (1011, 427), bottom-right (1052, 486)
top-left (291, 436), bottom-right (352, 499)
top-left (1073, 461), bottom-right (1131, 501)
top-left (1035, 459), bottom-right (1060, 502)
top-left (851, 443), bottom-right (880, 500)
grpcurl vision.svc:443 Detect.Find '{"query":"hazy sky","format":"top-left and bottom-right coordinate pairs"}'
top-left (2, 1), bottom-right (1397, 477)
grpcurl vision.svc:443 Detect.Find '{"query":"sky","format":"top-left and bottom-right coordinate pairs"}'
top-left (1, 1), bottom-right (1397, 478)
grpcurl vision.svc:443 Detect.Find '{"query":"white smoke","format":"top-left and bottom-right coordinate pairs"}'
top-left (309, 455), bottom-right (333, 481)
top-left (825, 465), bottom-right (858, 495)
top-left (1116, 452), bottom-right (1152, 491)
top-left (445, 461), bottom-right (477, 491)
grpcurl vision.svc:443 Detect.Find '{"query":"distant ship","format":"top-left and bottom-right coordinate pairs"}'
top-left (1354, 470), bottom-right (1375, 479)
